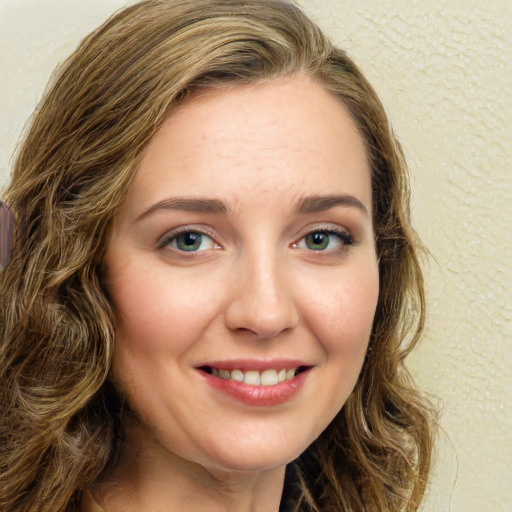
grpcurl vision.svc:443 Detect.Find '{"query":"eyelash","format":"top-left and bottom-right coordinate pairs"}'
top-left (157, 226), bottom-right (355, 254)
top-left (157, 226), bottom-right (219, 253)
top-left (292, 227), bottom-right (355, 252)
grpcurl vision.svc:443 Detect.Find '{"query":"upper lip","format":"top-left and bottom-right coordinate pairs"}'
top-left (195, 358), bottom-right (312, 371)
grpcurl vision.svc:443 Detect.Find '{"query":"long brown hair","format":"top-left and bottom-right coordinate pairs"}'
top-left (0, 1), bottom-right (435, 510)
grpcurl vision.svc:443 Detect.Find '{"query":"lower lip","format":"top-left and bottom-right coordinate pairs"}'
top-left (199, 370), bottom-right (310, 407)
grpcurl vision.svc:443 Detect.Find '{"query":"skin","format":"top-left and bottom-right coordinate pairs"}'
top-left (98, 75), bottom-right (379, 512)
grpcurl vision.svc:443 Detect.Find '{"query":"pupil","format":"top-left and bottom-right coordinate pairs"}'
top-left (178, 232), bottom-right (201, 251)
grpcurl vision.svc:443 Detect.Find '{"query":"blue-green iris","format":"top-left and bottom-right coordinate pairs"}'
top-left (175, 232), bottom-right (203, 252)
top-left (305, 232), bottom-right (330, 250)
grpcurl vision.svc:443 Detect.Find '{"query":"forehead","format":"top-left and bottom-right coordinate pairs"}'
top-left (124, 75), bottom-right (371, 216)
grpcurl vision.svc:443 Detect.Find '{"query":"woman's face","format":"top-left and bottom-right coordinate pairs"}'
top-left (104, 75), bottom-right (379, 475)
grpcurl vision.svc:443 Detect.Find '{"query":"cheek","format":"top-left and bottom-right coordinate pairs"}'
top-left (301, 262), bottom-right (379, 349)
top-left (109, 266), bottom-right (222, 356)
top-left (107, 268), bottom-right (224, 421)
top-left (293, 261), bottom-right (379, 436)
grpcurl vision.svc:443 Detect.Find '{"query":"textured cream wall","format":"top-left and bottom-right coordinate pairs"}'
top-left (1, 1), bottom-right (510, 510)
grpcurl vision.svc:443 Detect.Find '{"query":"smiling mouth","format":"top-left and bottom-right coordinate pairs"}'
top-left (198, 366), bottom-right (310, 386)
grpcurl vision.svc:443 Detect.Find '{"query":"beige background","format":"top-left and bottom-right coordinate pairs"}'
top-left (1, 1), bottom-right (510, 510)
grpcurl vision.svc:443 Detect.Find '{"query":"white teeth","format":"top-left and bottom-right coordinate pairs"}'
top-left (209, 367), bottom-right (300, 385)
top-left (244, 370), bottom-right (260, 385)
top-left (286, 368), bottom-right (296, 380)
top-left (230, 369), bottom-right (244, 382)
top-left (260, 369), bottom-right (278, 386)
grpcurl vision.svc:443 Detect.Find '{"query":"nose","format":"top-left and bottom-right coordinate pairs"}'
top-left (224, 249), bottom-right (299, 340)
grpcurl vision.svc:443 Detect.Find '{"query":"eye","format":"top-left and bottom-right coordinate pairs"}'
top-left (159, 230), bottom-right (220, 253)
top-left (293, 229), bottom-right (354, 252)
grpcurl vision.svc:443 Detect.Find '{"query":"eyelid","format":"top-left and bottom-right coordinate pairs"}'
top-left (157, 225), bottom-right (221, 251)
top-left (292, 224), bottom-right (356, 250)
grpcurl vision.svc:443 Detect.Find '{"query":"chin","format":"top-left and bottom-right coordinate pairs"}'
top-left (203, 449), bottom-right (295, 475)
top-left (196, 428), bottom-right (315, 474)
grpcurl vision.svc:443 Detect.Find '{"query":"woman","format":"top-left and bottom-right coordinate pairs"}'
top-left (0, 1), bottom-right (435, 510)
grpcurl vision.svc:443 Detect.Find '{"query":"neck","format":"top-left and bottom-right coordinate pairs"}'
top-left (88, 422), bottom-right (286, 512)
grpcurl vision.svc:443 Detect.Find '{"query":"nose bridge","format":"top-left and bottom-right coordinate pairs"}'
top-left (251, 245), bottom-right (284, 308)
top-left (225, 239), bottom-right (298, 339)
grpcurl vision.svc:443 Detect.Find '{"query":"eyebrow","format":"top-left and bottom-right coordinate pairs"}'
top-left (137, 193), bottom-right (368, 221)
top-left (137, 197), bottom-right (228, 220)
top-left (295, 194), bottom-right (369, 215)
